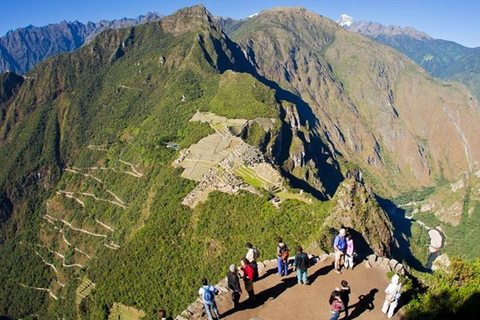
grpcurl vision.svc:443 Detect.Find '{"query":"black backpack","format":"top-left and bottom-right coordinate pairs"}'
top-left (297, 252), bottom-right (309, 270)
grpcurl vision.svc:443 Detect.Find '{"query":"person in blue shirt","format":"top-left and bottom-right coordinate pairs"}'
top-left (198, 278), bottom-right (221, 320)
top-left (333, 228), bottom-right (347, 274)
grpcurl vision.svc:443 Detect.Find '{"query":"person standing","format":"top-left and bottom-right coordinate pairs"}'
top-left (240, 258), bottom-right (256, 304)
top-left (293, 246), bottom-right (309, 285)
top-left (198, 278), bottom-right (220, 320)
top-left (333, 228), bottom-right (347, 274)
top-left (275, 237), bottom-right (290, 276)
top-left (344, 234), bottom-right (355, 270)
top-left (245, 242), bottom-right (260, 280)
top-left (340, 280), bottom-right (351, 319)
top-left (227, 264), bottom-right (242, 310)
top-left (382, 274), bottom-right (402, 318)
top-left (329, 290), bottom-right (344, 320)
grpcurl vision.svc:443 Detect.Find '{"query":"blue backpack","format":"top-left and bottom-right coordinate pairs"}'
top-left (203, 286), bottom-right (214, 302)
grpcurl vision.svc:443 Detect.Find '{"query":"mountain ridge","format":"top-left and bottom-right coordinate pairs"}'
top-left (1, 5), bottom-right (479, 319)
top-left (340, 17), bottom-right (480, 102)
top-left (0, 12), bottom-right (162, 74)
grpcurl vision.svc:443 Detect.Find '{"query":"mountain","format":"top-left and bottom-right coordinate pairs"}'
top-left (1, 5), bottom-right (480, 319)
top-left (229, 7), bottom-right (480, 195)
top-left (0, 12), bottom-right (162, 74)
top-left (343, 19), bottom-right (480, 102)
top-left (0, 5), bottom-right (394, 318)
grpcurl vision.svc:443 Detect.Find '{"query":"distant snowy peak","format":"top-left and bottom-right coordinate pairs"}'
top-left (347, 21), bottom-right (433, 41)
top-left (337, 14), bottom-right (354, 27)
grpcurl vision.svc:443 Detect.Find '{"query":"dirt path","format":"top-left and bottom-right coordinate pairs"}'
top-left (214, 256), bottom-right (402, 320)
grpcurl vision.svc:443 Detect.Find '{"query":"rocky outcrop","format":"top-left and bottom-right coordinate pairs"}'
top-left (326, 170), bottom-right (394, 257)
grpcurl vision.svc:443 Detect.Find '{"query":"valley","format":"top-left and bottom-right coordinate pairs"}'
top-left (1, 4), bottom-right (480, 320)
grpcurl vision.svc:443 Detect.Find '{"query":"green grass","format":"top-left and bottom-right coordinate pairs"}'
top-left (276, 191), bottom-right (311, 204)
top-left (109, 303), bottom-right (145, 320)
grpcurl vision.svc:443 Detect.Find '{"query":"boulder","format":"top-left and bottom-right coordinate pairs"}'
top-left (388, 259), bottom-right (398, 270)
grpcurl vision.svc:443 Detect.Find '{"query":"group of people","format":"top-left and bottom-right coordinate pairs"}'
top-left (199, 242), bottom-right (260, 320)
top-left (196, 229), bottom-right (402, 320)
top-left (333, 228), bottom-right (355, 274)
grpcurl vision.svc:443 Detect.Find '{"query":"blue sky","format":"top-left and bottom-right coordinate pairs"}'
top-left (1, 0), bottom-right (479, 47)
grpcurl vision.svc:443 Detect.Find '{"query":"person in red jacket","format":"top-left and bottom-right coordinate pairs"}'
top-left (329, 289), bottom-right (344, 320)
top-left (240, 258), bottom-right (256, 304)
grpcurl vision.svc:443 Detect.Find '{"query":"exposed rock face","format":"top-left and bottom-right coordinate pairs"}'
top-left (230, 7), bottom-right (480, 196)
top-left (326, 171), bottom-right (394, 256)
top-left (347, 21), bottom-right (433, 40)
top-left (0, 13), bottom-right (162, 74)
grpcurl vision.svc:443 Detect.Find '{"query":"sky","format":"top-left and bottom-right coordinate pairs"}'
top-left (1, 0), bottom-right (479, 48)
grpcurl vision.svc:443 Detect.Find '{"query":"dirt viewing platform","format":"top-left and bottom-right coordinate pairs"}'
top-left (180, 256), bottom-right (403, 320)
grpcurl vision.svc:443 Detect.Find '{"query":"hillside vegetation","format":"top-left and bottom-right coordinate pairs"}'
top-left (1, 5), bottom-right (480, 320)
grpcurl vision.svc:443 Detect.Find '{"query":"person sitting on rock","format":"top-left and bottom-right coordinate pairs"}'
top-left (227, 264), bottom-right (242, 309)
top-left (293, 245), bottom-right (310, 285)
top-left (245, 242), bottom-right (260, 280)
top-left (240, 258), bottom-right (256, 304)
top-left (275, 236), bottom-right (290, 276)
top-left (198, 278), bottom-right (221, 320)
top-left (382, 274), bottom-right (402, 318)
top-left (333, 228), bottom-right (347, 274)
top-left (344, 234), bottom-right (355, 270)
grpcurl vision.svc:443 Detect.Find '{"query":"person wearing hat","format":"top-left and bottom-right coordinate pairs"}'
top-left (245, 242), bottom-right (260, 280)
top-left (227, 264), bottom-right (242, 309)
top-left (382, 274), bottom-right (402, 318)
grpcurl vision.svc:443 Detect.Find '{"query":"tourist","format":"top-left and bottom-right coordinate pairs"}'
top-left (157, 309), bottom-right (172, 320)
top-left (157, 310), bottom-right (166, 320)
top-left (240, 258), bottom-right (256, 304)
top-left (381, 274), bottom-right (402, 318)
top-left (245, 242), bottom-right (260, 280)
top-left (329, 289), bottom-right (344, 320)
top-left (333, 228), bottom-right (347, 274)
top-left (340, 280), bottom-right (351, 318)
top-left (293, 245), bottom-right (309, 284)
top-left (344, 234), bottom-right (355, 270)
top-left (227, 264), bottom-right (242, 309)
top-left (198, 278), bottom-right (221, 320)
top-left (275, 236), bottom-right (290, 276)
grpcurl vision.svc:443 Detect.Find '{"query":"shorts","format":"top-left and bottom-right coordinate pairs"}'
top-left (335, 250), bottom-right (344, 260)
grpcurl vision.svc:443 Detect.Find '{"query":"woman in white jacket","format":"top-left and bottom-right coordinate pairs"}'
top-left (381, 274), bottom-right (401, 318)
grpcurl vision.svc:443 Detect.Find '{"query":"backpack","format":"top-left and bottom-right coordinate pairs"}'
top-left (330, 234), bottom-right (337, 250)
top-left (203, 286), bottom-right (214, 302)
top-left (297, 252), bottom-right (309, 270)
top-left (280, 244), bottom-right (290, 261)
top-left (253, 247), bottom-right (260, 260)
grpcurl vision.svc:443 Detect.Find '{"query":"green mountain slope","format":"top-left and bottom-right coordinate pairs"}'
top-left (347, 22), bottom-right (480, 103)
top-left (230, 8), bottom-right (480, 198)
top-left (3, 5), bottom-right (480, 319)
top-left (0, 5), bottom-right (396, 319)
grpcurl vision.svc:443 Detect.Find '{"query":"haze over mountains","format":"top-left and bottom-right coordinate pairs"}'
top-left (1, 4), bottom-right (480, 320)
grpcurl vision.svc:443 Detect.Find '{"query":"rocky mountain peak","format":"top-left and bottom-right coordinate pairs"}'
top-left (161, 4), bottom-right (216, 36)
top-left (326, 170), bottom-right (394, 257)
top-left (347, 20), bottom-right (433, 40)
top-left (337, 14), bottom-right (354, 27)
